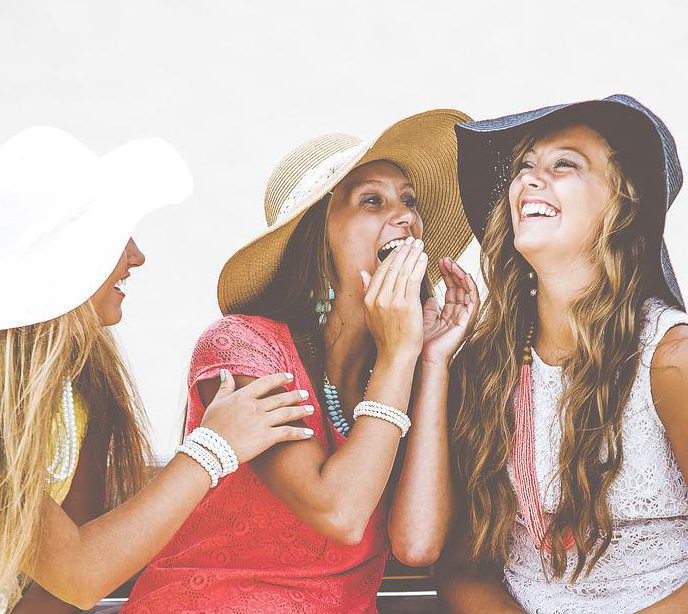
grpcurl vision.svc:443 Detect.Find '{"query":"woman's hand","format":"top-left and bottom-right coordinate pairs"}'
top-left (200, 371), bottom-right (314, 463)
top-left (360, 237), bottom-right (427, 362)
top-left (421, 257), bottom-right (479, 367)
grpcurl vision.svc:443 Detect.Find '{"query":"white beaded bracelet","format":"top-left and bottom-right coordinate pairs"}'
top-left (353, 400), bottom-right (411, 438)
top-left (187, 426), bottom-right (239, 477)
top-left (177, 440), bottom-right (222, 487)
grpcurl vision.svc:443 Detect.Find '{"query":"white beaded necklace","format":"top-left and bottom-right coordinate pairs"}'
top-left (46, 379), bottom-right (78, 483)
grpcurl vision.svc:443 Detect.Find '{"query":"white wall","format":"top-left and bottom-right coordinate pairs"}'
top-left (2, 0), bottom-right (686, 454)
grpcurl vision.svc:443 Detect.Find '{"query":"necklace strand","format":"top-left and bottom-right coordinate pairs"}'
top-left (46, 379), bottom-right (77, 483)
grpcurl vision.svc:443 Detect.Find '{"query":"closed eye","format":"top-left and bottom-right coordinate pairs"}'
top-left (554, 158), bottom-right (579, 169)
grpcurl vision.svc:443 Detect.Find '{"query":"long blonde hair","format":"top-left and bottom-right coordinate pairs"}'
top-left (0, 301), bottom-right (151, 609)
top-left (451, 122), bottom-right (675, 579)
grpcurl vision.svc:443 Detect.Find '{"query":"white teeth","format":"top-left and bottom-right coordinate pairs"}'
top-left (115, 277), bottom-right (127, 290)
top-left (521, 202), bottom-right (558, 218)
top-left (380, 238), bottom-right (407, 252)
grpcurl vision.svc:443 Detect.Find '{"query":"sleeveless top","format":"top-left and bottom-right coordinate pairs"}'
top-left (504, 299), bottom-right (688, 614)
top-left (121, 315), bottom-right (389, 614)
top-left (47, 391), bottom-right (88, 505)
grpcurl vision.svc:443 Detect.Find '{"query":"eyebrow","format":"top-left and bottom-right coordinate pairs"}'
top-left (347, 179), bottom-right (415, 191)
top-left (527, 146), bottom-right (591, 164)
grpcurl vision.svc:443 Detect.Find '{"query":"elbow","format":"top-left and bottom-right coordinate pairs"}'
top-left (321, 509), bottom-right (367, 546)
top-left (391, 539), bottom-right (442, 568)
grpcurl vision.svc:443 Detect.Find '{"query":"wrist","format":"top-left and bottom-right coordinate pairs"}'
top-left (376, 348), bottom-right (419, 371)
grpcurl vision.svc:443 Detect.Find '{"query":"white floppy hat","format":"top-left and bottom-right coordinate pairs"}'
top-left (0, 126), bottom-right (193, 330)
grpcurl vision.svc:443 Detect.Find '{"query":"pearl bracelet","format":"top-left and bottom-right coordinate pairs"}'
top-left (186, 426), bottom-right (239, 477)
top-left (353, 400), bottom-right (411, 438)
top-left (177, 440), bottom-right (222, 487)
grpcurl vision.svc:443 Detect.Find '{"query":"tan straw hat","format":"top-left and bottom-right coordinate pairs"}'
top-left (218, 108), bottom-right (474, 315)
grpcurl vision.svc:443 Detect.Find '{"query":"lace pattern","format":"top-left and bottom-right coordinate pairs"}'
top-left (505, 299), bottom-right (688, 613)
top-left (122, 315), bottom-right (387, 614)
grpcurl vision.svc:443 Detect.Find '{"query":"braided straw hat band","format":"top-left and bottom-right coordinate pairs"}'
top-left (218, 109), bottom-right (474, 315)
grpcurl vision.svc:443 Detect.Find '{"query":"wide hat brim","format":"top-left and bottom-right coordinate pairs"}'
top-left (0, 127), bottom-right (193, 329)
top-left (455, 94), bottom-right (684, 307)
top-left (218, 108), bottom-right (474, 315)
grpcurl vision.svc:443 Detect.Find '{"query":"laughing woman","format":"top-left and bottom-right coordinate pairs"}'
top-left (437, 96), bottom-right (688, 614)
top-left (0, 127), bottom-right (315, 614)
top-left (121, 110), bottom-right (478, 614)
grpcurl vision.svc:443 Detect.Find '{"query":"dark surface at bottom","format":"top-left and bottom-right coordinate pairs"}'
top-left (88, 595), bottom-right (448, 614)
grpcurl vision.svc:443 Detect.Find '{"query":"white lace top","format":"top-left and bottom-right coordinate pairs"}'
top-left (504, 299), bottom-right (688, 614)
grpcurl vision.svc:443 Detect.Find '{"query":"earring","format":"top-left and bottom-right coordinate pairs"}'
top-left (527, 270), bottom-right (537, 297)
top-left (315, 284), bottom-right (335, 325)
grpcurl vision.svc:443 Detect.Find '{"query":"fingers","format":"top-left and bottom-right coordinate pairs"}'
top-left (393, 239), bottom-right (425, 296)
top-left (405, 250), bottom-right (427, 299)
top-left (262, 388), bottom-right (310, 411)
top-left (364, 237), bottom-right (412, 300)
top-left (270, 425), bottom-right (315, 443)
top-left (360, 270), bottom-right (372, 293)
top-left (267, 404), bottom-right (315, 426)
top-left (423, 296), bottom-right (439, 327)
top-left (217, 368), bottom-right (236, 394)
top-left (241, 372), bottom-right (295, 398)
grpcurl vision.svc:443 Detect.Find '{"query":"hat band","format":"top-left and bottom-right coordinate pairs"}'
top-left (275, 142), bottom-right (368, 224)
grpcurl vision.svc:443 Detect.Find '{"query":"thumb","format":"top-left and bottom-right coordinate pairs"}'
top-left (218, 368), bottom-right (236, 394)
top-left (359, 270), bottom-right (372, 293)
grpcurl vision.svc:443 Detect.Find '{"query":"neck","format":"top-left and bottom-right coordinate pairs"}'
top-left (323, 285), bottom-right (374, 389)
top-left (532, 257), bottom-right (595, 362)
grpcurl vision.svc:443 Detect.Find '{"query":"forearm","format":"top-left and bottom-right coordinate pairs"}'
top-left (254, 352), bottom-right (418, 543)
top-left (33, 453), bottom-right (211, 609)
top-left (636, 580), bottom-right (688, 613)
top-left (388, 359), bottom-right (453, 565)
top-left (436, 566), bottom-right (524, 614)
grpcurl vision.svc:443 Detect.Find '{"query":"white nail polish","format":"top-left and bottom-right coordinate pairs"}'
top-left (299, 389), bottom-right (309, 399)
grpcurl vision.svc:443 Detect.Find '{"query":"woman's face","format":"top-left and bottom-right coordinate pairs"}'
top-left (90, 238), bottom-right (145, 326)
top-left (508, 124), bottom-right (612, 268)
top-left (327, 160), bottom-right (423, 292)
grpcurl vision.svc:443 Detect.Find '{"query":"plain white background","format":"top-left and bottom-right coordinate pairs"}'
top-left (1, 0), bottom-right (686, 455)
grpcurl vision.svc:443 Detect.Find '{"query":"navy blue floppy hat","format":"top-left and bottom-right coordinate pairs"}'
top-left (455, 94), bottom-right (684, 307)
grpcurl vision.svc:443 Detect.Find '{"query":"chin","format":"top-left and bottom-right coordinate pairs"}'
top-left (513, 234), bottom-right (553, 258)
top-left (98, 308), bottom-right (123, 327)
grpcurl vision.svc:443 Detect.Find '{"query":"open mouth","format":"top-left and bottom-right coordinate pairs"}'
top-left (114, 276), bottom-right (128, 294)
top-left (376, 237), bottom-right (409, 262)
top-left (520, 201), bottom-right (559, 219)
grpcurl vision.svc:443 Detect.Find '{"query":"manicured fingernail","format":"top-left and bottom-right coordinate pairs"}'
top-left (304, 428), bottom-right (314, 436)
top-left (414, 238), bottom-right (423, 248)
top-left (404, 236), bottom-right (414, 245)
top-left (284, 372), bottom-right (294, 381)
top-left (420, 252), bottom-right (427, 259)
top-left (299, 389), bottom-right (309, 399)
top-left (219, 369), bottom-right (227, 383)
top-left (304, 405), bottom-right (315, 414)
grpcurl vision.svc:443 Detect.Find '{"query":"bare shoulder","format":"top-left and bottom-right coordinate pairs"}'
top-left (651, 323), bottom-right (688, 422)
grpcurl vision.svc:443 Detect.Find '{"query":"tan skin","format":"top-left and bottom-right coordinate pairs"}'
top-left (16, 239), bottom-right (315, 612)
top-left (438, 125), bottom-right (688, 613)
top-left (199, 161), bottom-right (478, 552)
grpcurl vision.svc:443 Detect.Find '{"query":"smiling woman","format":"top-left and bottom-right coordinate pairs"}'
top-left (119, 109), bottom-right (478, 614)
top-left (438, 95), bottom-right (688, 614)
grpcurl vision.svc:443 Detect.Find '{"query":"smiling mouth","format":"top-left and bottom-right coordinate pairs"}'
top-left (520, 201), bottom-right (559, 219)
top-left (376, 237), bottom-right (409, 262)
top-left (114, 276), bottom-right (128, 294)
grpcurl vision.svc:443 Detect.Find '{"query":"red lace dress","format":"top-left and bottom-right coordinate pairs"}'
top-left (121, 315), bottom-right (389, 614)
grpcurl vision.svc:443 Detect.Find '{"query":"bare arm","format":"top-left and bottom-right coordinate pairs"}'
top-left (13, 424), bottom-right (104, 614)
top-left (28, 372), bottom-right (314, 610)
top-left (635, 323), bottom-right (688, 613)
top-left (388, 258), bottom-right (478, 566)
top-left (435, 503), bottom-right (525, 614)
top-left (200, 241), bottom-right (427, 545)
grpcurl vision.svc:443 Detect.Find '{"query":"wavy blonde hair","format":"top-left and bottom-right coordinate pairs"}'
top-left (450, 122), bottom-right (673, 579)
top-left (0, 301), bottom-right (151, 609)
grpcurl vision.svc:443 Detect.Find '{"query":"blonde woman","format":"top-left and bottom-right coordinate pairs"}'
top-left (121, 110), bottom-right (478, 614)
top-left (437, 96), bottom-right (688, 613)
top-left (0, 127), bottom-right (314, 614)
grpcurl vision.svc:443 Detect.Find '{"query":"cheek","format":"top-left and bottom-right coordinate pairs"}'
top-left (508, 181), bottom-right (521, 225)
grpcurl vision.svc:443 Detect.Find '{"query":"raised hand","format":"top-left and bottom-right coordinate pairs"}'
top-left (421, 257), bottom-right (479, 366)
top-left (200, 371), bottom-right (314, 463)
top-left (360, 236), bottom-right (427, 362)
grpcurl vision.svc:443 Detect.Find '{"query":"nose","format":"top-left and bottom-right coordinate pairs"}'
top-left (520, 166), bottom-right (546, 190)
top-left (126, 238), bottom-right (146, 268)
top-left (389, 199), bottom-right (417, 228)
